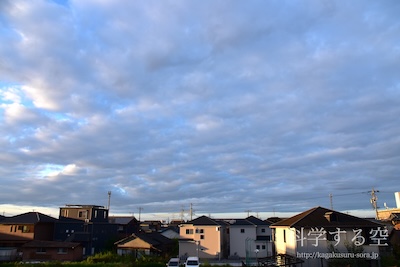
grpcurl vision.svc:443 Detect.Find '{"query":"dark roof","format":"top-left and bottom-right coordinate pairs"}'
top-left (230, 219), bottom-right (254, 226)
top-left (266, 217), bottom-right (285, 224)
top-left (22, 240), bottom-right (81, 248)
top-left (0, 215), bottom-right (5, 221)
top-left (115, 232), bottom-right (172, 246)
top-left (246, 215), bottom-right (271, 226)
top-left (63, 204), bottom-right (105, 208)
top-left (184, 215), bottom-right (222, 226)
top-left (271, 206), bottom-right (382, 228)
top-left (1, 212), bottom-right (58, 224)
top-left (109, 216), bottom-right (138, 224)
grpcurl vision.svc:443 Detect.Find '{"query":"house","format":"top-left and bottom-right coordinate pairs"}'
top-left (270, 206), bottom-right (385, 267)
top-left (108, 216), bottom-right (140, 239)
top-left (21, 240), bottom-right (83, 262)
top-left (179, 215), bottom-right (229, 260)
top-left (115, 232), bottom-right (174, 258)
top-left (229, 216), bottom-right (273, 262)
top-left (59, 204), bottom-right (109, 223)
top-left (0, 212), bottom-right (57, 249)
top-left (54, 205), bottom-right (119, 256)
top-left (140, 220), bottom-right (162, 232)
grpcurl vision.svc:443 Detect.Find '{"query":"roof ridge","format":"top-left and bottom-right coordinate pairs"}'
top-left (287, 206), bottom-right (321, 227)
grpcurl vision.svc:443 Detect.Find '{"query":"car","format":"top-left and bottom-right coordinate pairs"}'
top-left (184, 256), bottom-right (200, 267)
top-left (166, 258), bottom-right (180, 267)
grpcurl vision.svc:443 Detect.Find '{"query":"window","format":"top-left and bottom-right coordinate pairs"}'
top-left (283, 230), bottom-right (286, 243)
top-left (10, 226), bottom-right (13, 232)
top-left (94, 210), bottom-right (98, 218)
top-left (186, 229), bottom-right (194, 234)
top-left (241, 229), bottom-right (245, 233)
top-left (200, 235), bottom-right (205, 239)
top-left (36, 248), bottom-right (46, 254)
top-left (326, 228), bottom-right (335, 241)
top-left (58, 248), bottom-right (68, 254)
top-left (195, 229), bottom-right (204, 234)
top-left (261, 228), bottom-right (266, 233)
top-left (262, 245), bottom-right (266, 250)
top-left (78, 210), bottom-right (87, 218)
top-left (18, 225), bottom-right (30, 233)
top-left (256, 245), bottom-right (260, 250)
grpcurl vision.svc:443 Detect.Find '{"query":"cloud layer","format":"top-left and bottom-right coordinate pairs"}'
top-left (1, 0), bottom-right (399, 218)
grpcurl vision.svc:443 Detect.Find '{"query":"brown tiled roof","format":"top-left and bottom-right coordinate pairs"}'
top-left (270, 206), bottom-right (382, 228)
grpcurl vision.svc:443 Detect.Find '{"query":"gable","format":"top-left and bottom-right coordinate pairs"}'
top-left (118, 238), bottom-right (152, 249)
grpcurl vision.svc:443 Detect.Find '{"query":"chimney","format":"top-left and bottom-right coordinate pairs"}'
top-left (395, 192), bottom-right (400, 208)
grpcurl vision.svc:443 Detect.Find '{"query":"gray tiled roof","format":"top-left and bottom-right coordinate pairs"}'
top-left (1, 212), bottom-right (58, 224)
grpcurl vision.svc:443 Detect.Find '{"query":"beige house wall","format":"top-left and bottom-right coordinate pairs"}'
top-left (179, 224), bottom-right (224, 259)
top-left (0, 224), bottom-right (35, 240)
top-left (377, 208), bottom-right (400, 220)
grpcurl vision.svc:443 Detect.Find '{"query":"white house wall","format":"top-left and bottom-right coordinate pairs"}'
top-left (229, 225), bottom-right (257, 258)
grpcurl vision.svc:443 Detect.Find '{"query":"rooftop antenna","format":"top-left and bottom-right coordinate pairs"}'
top-left (329, 193), bottom-right (333, 210)
top-left (107, 191), bottom-right (112, 211)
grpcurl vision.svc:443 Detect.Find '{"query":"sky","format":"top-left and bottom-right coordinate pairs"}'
top-left (0, 0), bottom-right (399, 221)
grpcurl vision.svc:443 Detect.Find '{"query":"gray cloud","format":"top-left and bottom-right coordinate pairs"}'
top-left (0, 0), bottom-right (399, 218)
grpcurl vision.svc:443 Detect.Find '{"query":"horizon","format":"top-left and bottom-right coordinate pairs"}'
top-left (0, 203), bottom-right (380, 222)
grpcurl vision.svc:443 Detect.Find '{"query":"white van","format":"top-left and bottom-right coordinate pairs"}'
top-left (184, 256), bottom-right (200, 267)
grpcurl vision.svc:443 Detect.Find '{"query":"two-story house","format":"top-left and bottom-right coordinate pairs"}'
top-left (0, 212), bottom-right (57, 248)
top-left (54, 204), bottom-right (118, 256)
top-left (179, 215), bottom-right (229, 260)
top-left (0, 212), bottom-right (59, 261)
top-left (229, 216), bottom-right (273, 262)
top-left (108, 216), bottom-right (140, 239)
top-left (270, 206), bottom-right (385, 267)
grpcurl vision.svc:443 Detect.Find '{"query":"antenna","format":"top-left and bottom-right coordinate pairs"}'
top-left (329, 193), bottom-right (333, 210)
top-left (107, 191), bottom-right (111, 211)
top-left (138, 207), bottom-right (143, 222)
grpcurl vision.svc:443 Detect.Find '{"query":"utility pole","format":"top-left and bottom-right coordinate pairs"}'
top-left (370, 188), bottom-right (379, 219)
top-left (180, 205), bottom-right (185, 222)
top-left (329, 193), bottom-right (333, 210)
top-left (138, 207), bottom-right (143, 222)
top-left (245, 210), bottom-right (252, 217)
top-left (189, 203), bottom-right (194, 221)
